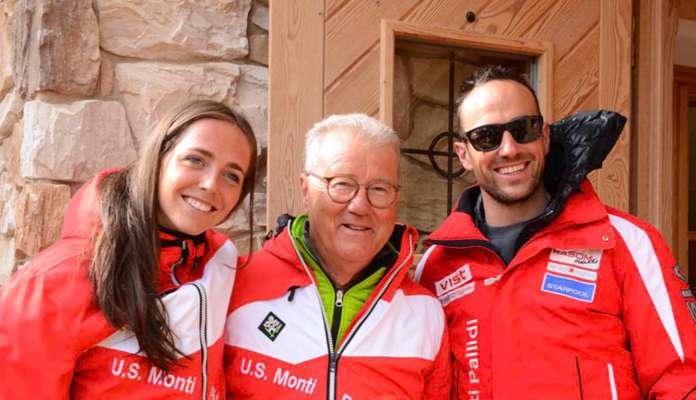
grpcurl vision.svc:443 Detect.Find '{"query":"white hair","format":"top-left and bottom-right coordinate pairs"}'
top-left (304, 113), bottom-right (400, 171)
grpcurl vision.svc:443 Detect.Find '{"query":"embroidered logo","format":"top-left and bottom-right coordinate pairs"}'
top-left (541, 273), bottom-right (596, 303)
top-left (549, 249), bottom-right (602, 269)
top-left (543, 249), bottom-right (602, 303)
top-left (258, 312), bottom-right (286, 341)
top-left (435, 264), bottom-right (475, 306)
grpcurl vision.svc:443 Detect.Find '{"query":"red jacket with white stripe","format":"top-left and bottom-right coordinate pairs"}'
top-left (416, 109), bottom-right (696, 400)
top-left (0, 170), bottom-right (237, 399)
top-left (224, 220), bottom-right (451, 399)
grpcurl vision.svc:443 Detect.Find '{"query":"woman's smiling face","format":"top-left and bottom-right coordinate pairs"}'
top-left (157, 118), bottom-right (252, 235)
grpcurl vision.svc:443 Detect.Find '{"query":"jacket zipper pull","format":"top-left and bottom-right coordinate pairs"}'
top-left (170, 240), bottom-right (188, 286)
top-left (335, 290), bottom-right (344, 308)
top-left (287, 286), bottom-right (299, 302)
top-left (330, 289), bottom-right (344, 349)
top-left (329, 352), bottom-right (338, 372)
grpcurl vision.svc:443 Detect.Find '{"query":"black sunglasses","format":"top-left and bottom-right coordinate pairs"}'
top-left (461, 115), bottom-right (544, 152)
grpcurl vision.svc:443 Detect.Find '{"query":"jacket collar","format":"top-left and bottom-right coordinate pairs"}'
top-left (264, 216), bottom-right (418, 299)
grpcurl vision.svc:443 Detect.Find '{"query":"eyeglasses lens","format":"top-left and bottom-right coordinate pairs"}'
top-left (467, 116), bottom-right (542, 152)
top-left (327, 177), bottom-right (396, 208)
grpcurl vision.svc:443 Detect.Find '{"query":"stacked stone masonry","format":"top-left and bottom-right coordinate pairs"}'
top-left (0, 0), bottom-right (269, 283)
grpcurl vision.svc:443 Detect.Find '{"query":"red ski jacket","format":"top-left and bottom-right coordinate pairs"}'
top-left (417, 181), bottom-right (696, 399)
top-left (0, 170), bottom-right (238, 399)
top-left (224, 220), bottom-right (451, 399)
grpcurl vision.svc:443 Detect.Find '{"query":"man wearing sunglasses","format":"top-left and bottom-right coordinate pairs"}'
top-left (416, 66), bottom-right (696, 398)
top-left (224, 114), bottom-right (451, 399)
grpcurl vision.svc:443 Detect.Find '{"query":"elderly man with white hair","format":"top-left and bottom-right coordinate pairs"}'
top-left (224, 114), bottom-right (451, 399)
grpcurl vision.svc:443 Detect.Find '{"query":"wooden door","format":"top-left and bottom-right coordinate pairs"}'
top-left (268, 0), bottom-right (632, 228)
top-left (674, 65), bottom-right (696, 286)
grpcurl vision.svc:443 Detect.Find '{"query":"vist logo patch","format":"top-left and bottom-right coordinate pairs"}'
top-left (435, 264), bottom-right (472, 296)
top-left (258, 312), bottom-right (286, 341)
top-left (435, 264), bottom-right (475, 306)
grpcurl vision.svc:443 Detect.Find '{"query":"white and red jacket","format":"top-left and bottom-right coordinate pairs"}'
top-left (0, 170), bottom-right (238, 399)
top-left (417, 181), bottom-right (696, 399)
top-left (224, 221), bottom-right (451, 399)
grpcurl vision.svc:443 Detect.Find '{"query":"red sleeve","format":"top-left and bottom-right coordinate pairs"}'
top-left (423, 314), bottom-right (452, 399)
top-left (0, 242), bottom-right (112, 399)
top-left (612, 214), bottom-right (696, 399)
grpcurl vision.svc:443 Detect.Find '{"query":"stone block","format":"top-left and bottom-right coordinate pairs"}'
top-left (0, 89), bottom-right (22, 139)
top-left (15, 182), bottom-right (71, 258)
top-left (250, 2), bottom-right (269, 31)
top-left (13, 0), bottom-right (100, 97)
top-left (98, 53), bottom-right (116, 97)
top-left (397, 156), bottom-right (474, 235)
top-left (217, 190), bottom-right (267, 236)
top-left (114, 62), bottom-right (241, 145)
top-left (235, 65), bottom-right (268, 147)
top-left (248, 32), bottom-right (268, 66)
top-left (21, 99), bottom-right (136, 182)
top-left (0, 238), bottom-right (16, 285)
top-left (403, 103), bottom-right (450, 150)
top-left (0, 123), bottom-right (21, 241)
top-left (0, 163), bottom-right (19, 236)
top-left (6, 121), bottom-right (22, 186)
top-left (397, 102), bottom-right (474, 235)
top-left (410, 58), bottom-right (476, 106)
top-left (98, 0), bottom-right (251, 61)
top-left (0, 1), bottom-right (15, 97)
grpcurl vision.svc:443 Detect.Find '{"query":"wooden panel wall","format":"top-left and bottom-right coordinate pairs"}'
top-left (267, 0), bottom-right (325, 224)
top-left (594, 0), bottom-right (632, 210)
top-left (269, 0), bottom-right (633, 223)
top-left (323, 0), bottom-right (631, 209)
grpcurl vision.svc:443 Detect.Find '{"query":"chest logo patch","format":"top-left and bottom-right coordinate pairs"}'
top-left (258, 312), bottom-right (286, 341)
top-left (549, 249), bottom-right (602, 269)
top-left (541, 273), bottom-right (596, 302)
top-left (543, 249), bottom-right (601, 303)
top-left (435, 264), bottom-right (475, 306)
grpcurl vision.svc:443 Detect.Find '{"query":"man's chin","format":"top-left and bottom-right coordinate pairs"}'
top-left (482, 184), bottom-right (538, 205)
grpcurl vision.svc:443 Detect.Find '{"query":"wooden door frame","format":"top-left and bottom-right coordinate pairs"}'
top-left (674, 64), bottom-right (696, 282)
top-left (633, 0), bottom-right (678, 244)
top-left (378, 20), bottom-right (554, 128)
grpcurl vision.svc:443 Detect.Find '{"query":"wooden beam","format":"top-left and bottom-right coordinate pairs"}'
top-left (634, 0), bottom-right (678, 246)
top-left (267, 0), bottom-right (325, 226)
top-left (675, 84), bottom-right (689, 276)
top-left (379, 20), bottom-right (395, 127)
top-left (596, 0), bottom-right (632, 211)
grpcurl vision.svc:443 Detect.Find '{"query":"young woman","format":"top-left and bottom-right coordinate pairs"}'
top-left (0, 100), bottom-right (257, 399)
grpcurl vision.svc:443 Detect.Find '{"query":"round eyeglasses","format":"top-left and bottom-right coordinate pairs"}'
top-left (306, 172), bottom-right (400, 209)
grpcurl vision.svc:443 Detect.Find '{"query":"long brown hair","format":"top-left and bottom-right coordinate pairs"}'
top-left (89, 100), bottom-right (257, 370)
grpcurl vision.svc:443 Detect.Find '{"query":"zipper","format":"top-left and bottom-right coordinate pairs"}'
top-left (288, 224), bottom-right (414, 400)
top-left (575, 356), bottom-right (584, 400)
top-left (192, 283), bottom-right (208, 400)
top-left (170, 240), bottom-right (189, 286)
top-left (330, 290), bottom-right (344, 347)
top-left (287, 227), bottom-right (337, 400)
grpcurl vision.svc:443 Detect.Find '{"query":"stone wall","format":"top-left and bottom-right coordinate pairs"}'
top-left (0, 0), bottom-right (269, 283)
